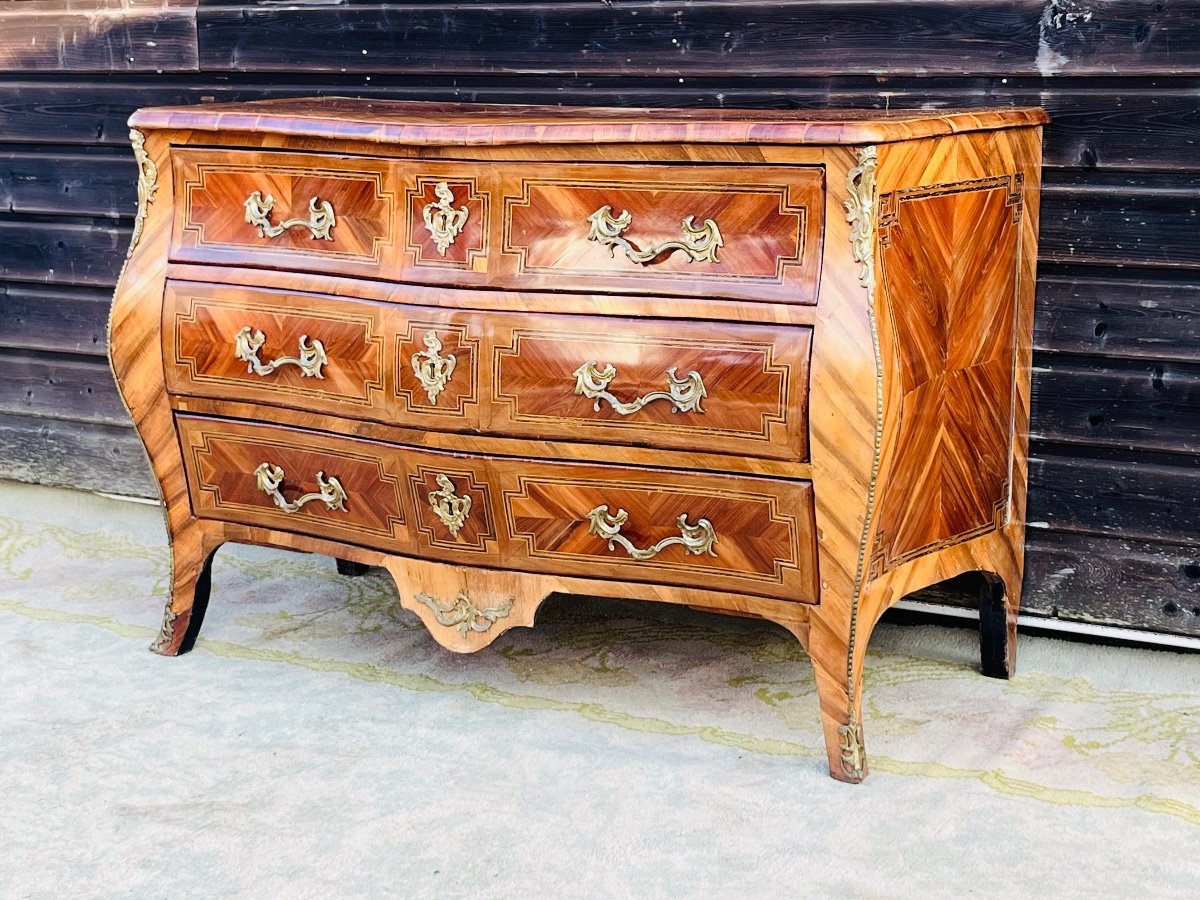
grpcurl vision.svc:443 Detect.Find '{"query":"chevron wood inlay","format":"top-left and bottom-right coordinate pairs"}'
top-left (874, 176), bottom-right (1022, 571)
top-left (167, 281), bottom-right (387, 415)
top-left (178, 416), bottom-right (408, 545)
top-left (501, 468), bottom-right (816, 599)
top-left (173, 148), bottom-right (397, 277)
top-left (501, 163), bottom-right (823, 304)
top-left (403, 175), bottom-right (488, 270)
top-left (490, 315), bottom-right (810, 461)
top-left (111, 100), bottom-right (1044, 783)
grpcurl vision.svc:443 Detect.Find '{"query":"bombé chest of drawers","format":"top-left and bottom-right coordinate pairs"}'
top-left (110, 99), bottom-right (1046, 782)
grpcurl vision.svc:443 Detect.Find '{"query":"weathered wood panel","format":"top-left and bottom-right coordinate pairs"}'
top-left (0, 219), bottom-right (128, 285)
top-left (1028, 454), bottom-right (1200, 545)
top-left (0, 0), bottom-right (198, 73)
top-left (0, 284), bottom-right (112, 356)
top-left (0, 0), bottom-right (1196, 638)
top-left (1035, 274), bottom-right (1200, 361)
top-left (1041, 173), bottom-right (1200, 269)
top-left (911, 532), bottom-right (1200, 637)
top-left (195, 2), bottom-right (1200, 77)
top-left (0, 351), bottom-right (127, 425)
top-left (0, 413), bottom-right (153, 497)
top-left (1032, 358), bottom-right (1200, 453)
top-left (1021, 532), bottom-right (1200, 634)
top-left (1, 77), bottom-right (1196, 172)
top-left (0, 148), bottom-right (135, 217)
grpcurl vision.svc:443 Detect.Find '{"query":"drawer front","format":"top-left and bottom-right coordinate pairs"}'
top-left (489, 315), bottom-right (811, 461)
top-left (172, 149), bottom-right (398, 277)
top-left (178, 416), bottom-right (408, 547)
top-left (176, 415), bottom-right (816, 601)
top-left (497, 461), bottom-right (818, 600)
top-left (165, 281), bottom-right (388, 415)
top-left (165, 282), bottom-right (482, 430)
top-left (497, 163), bottom-right (824, 304)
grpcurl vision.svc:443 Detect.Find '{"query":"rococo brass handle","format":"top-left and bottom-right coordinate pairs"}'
top-left (254, 462), bottom-right (347, 514)
top-left (586, 205), bottom-right (723, 265)
top-left (585, 505), bottom-right (718, 561)
top-left (572, 361), bottom-right (707, 415)
top-left (243, 191), bottom-right (336, 240)
top-left (234, 326), bottom-right (328, 379)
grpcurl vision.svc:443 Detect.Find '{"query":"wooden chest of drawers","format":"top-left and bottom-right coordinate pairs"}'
top-left (110, 99), bottom-right (1045, 782)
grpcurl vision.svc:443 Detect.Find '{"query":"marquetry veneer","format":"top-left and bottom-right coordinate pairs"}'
top-left (110, 99), bottom-right (1046, 782)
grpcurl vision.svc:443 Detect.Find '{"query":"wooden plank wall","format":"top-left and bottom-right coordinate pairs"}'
top-left (0, 0), bottom-right (1197, 637)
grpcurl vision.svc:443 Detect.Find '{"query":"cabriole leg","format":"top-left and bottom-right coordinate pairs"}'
top-left (808, 619), bottom-right (868, 784)
top-left (151, 522), bottom-right (223, 657)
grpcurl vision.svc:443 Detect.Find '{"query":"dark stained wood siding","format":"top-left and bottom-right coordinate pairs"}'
top-left (0, 1), bottom-right (1197, 637)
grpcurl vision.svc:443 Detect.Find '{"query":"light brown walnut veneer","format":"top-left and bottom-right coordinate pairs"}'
top-left (110, 99), bottom-right (1046, 783)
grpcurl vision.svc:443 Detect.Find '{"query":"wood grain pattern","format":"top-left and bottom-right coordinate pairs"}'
top-left (167, 281), bottom-right (388, 415)
top-left (179, 415), bottom-right (408, 546)
top-left (874, 174), bottom-right (1023, 571)
top-left (131, 98), bottom-right (1047, 148)
top-left (190, 3), bottom-right (1195, 78)
top-left (172, 147), bottom-right (397, 276)
top-left (500, 463), bottom-right (818, 600)
top-left (108, 99), bottom-right (1044, 783)
top-left (501, 163), bottom-right (823, 304)
top-left (490, 315), bottom-right (811, 461)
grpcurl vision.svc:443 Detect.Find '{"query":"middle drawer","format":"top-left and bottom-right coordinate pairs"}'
top-left (165, 282), bottom-right (812, 462)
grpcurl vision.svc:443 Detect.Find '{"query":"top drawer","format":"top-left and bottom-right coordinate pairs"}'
top-left (170, 148), bottom-right (824, 305)
top-left (172, 148), bottom-right (399, 279)
top-left (489, 162), bottom-right (824, 305)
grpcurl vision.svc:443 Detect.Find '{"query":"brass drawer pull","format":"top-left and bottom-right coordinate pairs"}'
top-left (411, 331), bottom-right (456, 403)
top-left (244, 191), bottom-right (336, 240)
top-left (428, 473), bottom-right (472, 536)
top-left (586, 505), bottom-right (718, 561)
top-left (422, 181), bottom-right (469, 256)
top-left (573, 361), bottom-right (707, 415)
top-left (586, 205), bottom-right (723, 265)
top-left (234, 326), bottom-right (328, 379)
top-left (254, 462), bottom-right (347, 514)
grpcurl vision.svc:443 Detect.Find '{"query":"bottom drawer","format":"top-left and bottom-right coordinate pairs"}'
top-left (177, 415), bottom-right (818, 601)
top-left (179, 417), bottom-right (409, 547)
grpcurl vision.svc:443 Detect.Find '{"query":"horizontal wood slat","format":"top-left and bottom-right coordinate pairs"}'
top-left (0, 351), bottom-right (127, 425)
top-left (910, 532), bottom-right (1200, 638)
top-left (1041, 174), bottom-right (1200, 269)
top-left (0, 1), bottom-right (198, 73)
top-left (0, 219), bottom-right (128, 286)
top-left (193, 2), bottom-right (1200, 77)
top-left (1031, 358), bottom-right (1200, 453)
top-left (0, 413), bottom-right (152, 497)
top-left (1034, 274), bottom-right (1200, 362)
top-left (0, 284), bottom-right (112, 355)
top-left (1028, 455), bottom-right (1200, 546)
top-left (0, 149), bottom-right (135, 217)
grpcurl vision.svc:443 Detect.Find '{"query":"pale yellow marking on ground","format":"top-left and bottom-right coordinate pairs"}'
top-left (4, 597), bottom-right (1198, 826)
